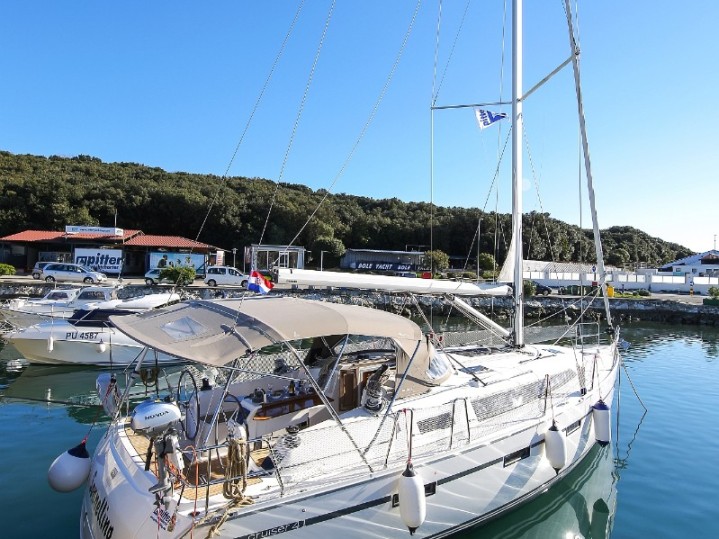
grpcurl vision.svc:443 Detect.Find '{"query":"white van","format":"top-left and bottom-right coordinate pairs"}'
top-left (204, 266), bottom-right (248, 287)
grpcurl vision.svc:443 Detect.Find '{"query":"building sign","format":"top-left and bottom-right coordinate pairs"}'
top-left (66, 226), bottom-right (124, 236)
top-left (354, 262), bottom-right (417, 272)
top-left (74, 248), bottom-right (124, 274)
top-left (150, 252), bottom-right (207, 275)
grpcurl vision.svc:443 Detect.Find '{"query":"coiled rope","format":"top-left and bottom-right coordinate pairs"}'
top-left (205, 438), bottom-right (253, 538)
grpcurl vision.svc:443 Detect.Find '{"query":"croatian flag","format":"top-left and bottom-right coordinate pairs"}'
top-left (475, 108), bottom-right (507, 130)
top-left (248, 270), bottom-right (274, 294)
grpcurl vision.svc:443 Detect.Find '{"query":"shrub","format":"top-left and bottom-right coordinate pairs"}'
top-left (523, 280), bottom-right (536, 297)
top-left (709, 286), bottom-right (719, 299)
top-left (0, 263), bottom-right (16, 276)
top-left (159, 266), bottom-right (196, 285)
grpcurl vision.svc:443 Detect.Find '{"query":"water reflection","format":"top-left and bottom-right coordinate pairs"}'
top-left (0, 342), bottom-right (187, 423)
top-left (460, 444), bottom-right (617, 539)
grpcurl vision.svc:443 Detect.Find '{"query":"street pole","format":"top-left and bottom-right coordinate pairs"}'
top-left (232, 248), bottom-right (237, 268)
top-left (320, 251), bottom-right (327, 271)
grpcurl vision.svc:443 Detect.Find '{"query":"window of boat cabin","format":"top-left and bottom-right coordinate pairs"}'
top-left (77, 290), bottom-right (108, 301)
top-left (427, 351), bottom-right (452, 380)
top-left (47, 291), bottom-right (71, 300)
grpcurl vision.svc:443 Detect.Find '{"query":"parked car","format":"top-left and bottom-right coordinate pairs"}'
top-left (41, 263), bottom-right (107, 284)
top-left (204, 266), bottom-right (248, 287)
top-left (531, 280), bottom-right (553, 296)
top-left (31, 261), bottom-right (53, 279)
top-left (144, 268), bottom-right (173, 286)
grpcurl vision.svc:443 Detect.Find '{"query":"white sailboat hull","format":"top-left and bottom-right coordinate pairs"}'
top-left (79, 340), bottom-right (618, 539)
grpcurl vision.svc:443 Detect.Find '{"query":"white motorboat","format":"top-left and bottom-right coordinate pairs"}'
top-left (1, 285), bottom-right (180, 330)
top-left (1, 286), bottom-right (103, 329)
top-left (6, 308), bottom-right (183, 367)
top-left (54, 1), bottom-right (623, 538)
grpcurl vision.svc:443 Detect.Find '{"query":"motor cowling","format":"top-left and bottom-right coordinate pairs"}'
top-left (131, 399), bottom-right (182, 436)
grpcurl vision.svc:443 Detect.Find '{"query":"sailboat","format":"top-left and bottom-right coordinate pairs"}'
top-left (56, 1), bottom-right (621, 538)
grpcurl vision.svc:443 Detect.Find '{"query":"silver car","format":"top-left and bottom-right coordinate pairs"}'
top-left (41, 263), bottom-right (107, 284)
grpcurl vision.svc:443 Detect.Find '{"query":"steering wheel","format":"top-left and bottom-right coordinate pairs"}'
top-left (176, 369), bottom-right (200, 440)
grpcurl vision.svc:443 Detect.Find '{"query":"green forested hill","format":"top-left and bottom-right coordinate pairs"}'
top-left (0, 151), bottom-right (693, 267)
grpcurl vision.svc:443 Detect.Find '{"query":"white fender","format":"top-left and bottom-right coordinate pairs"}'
top-left (96, 338), bottom-right (107, 353)
top-left (47, 334), bottom-right (54, 352)
top-left (544, 422), bottom-right (566, 473)
top-left (48, 441), bottom-right (91, 492)
top-left (592, 400), bottom-right (611, 446)
top-left (398, 462), bottom-right (426, 535)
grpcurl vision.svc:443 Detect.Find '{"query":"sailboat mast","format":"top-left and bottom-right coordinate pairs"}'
top-left (511, 0), bottom-right (524, 347)
top-left (562, 0), bottom-right (613, 327)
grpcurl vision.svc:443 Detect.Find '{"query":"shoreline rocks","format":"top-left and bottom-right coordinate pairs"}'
top-left (2, 282), bottom-right (718, 327)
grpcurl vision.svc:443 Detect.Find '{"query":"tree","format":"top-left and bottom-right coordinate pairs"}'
top-left (425, 250), bottom-right (449, 274)
top-left (312, 236), bottom-right (346, 268)
top-left (606, 248), bottom-right (631, 268)
top-left (477, 252), bottom-right (496, 272)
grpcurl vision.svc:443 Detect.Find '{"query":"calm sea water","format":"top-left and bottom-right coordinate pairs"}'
top-left (1, 322), bottom-right (717, 538)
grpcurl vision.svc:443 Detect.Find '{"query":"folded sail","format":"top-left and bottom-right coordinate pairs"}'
top-left (275, 268), bottom-right (510, 296)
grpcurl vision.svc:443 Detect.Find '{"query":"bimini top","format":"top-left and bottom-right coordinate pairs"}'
top-left (111, 296), bottom-right (425, 368)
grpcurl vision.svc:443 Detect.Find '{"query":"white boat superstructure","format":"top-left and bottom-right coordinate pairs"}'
top-left (1, 286), bottom-right (114, 329)
top-left (6, 308), bottom-right (183, 366)
top-left (71, 296), bottom-right (619, 538)
top-left (1, 285), bottom-right (180, 330)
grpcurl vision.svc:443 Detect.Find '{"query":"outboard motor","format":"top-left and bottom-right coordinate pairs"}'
top-left (131, 399), bottom-right (184, 509)
top-left (363, 363), bottom-right (389, 413)
top-left (131, 398), bottom-right (182, 436)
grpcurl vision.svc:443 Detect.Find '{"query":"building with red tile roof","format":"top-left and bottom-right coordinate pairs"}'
top-left (0, 227), bottom-right (221, 276)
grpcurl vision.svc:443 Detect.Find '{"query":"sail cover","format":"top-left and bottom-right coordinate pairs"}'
top-left (276, 268), bottom-right (511, 296)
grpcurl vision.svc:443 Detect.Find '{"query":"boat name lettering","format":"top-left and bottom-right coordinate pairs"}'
top-left (89, 478), bottom-right (114, 539)
top-left (150, 506), bottom-right (173, 530)
top-left (64, 331), bottom-right (100, 340)
top-left (237, 520), bottom-right (305, 539)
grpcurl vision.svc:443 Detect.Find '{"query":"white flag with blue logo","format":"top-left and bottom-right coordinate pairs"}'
top-left (474, 108), bottom-right (507, 130)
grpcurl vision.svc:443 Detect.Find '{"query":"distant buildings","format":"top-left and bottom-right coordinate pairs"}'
top-left (657, 250), bottom-right (719, 277)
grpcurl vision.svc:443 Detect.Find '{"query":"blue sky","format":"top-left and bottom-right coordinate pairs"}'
top-left (2, 1), bottom-right (717, 254)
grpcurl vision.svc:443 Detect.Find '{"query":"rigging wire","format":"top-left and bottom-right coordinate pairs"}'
top-left (195, 0), bottom-right (307, 246)
top-left (284, 0), bottom-right (423, 250)
top-left (153, 2), bottom-right (306, 296)
top-left (259, 0), bottom-right (338, 246)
